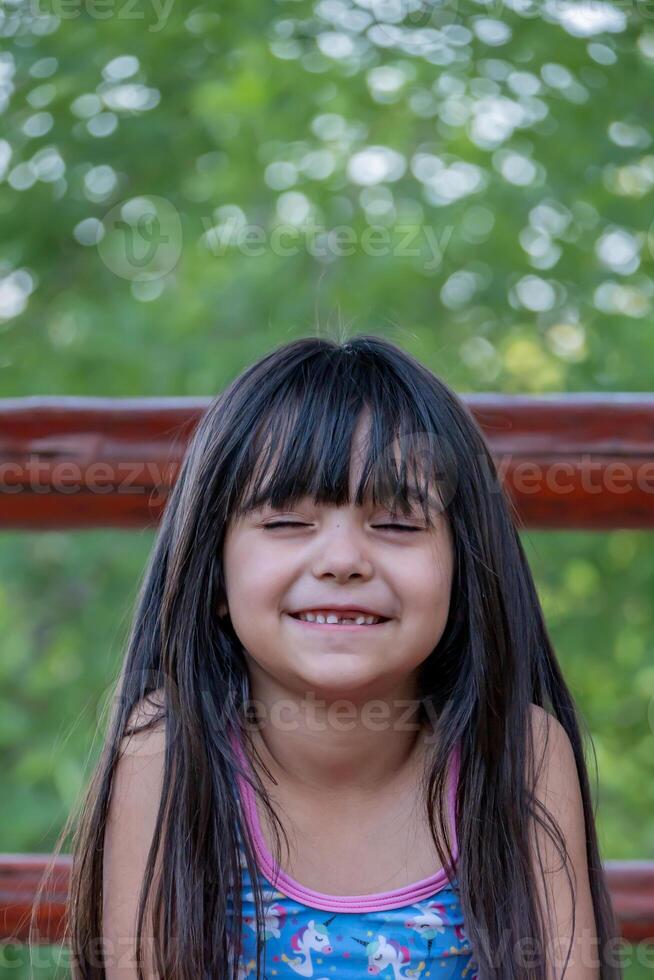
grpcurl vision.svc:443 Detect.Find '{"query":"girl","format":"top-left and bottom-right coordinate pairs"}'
top-left (53, 335), bottom-right (620, 979)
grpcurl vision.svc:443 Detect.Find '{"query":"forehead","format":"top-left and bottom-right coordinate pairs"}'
top-left (229, 403), bottom-right (448, 523)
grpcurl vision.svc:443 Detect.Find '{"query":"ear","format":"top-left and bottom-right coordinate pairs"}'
top-left (218, 601), bottom-right (228, 617)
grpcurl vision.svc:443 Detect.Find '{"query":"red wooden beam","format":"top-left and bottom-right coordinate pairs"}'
top-left (0, 853), bottom-right (71, 945)
top-left (1, 855), bottom-right (652, 945)
top-left (466, 393), bottom-right (654, 530)
top-left (0, 395), bottom-right (653, 530)
top-left (0, 397), bottom-right (198, 531)
top-left (607, 861), bottom-right (654, 944)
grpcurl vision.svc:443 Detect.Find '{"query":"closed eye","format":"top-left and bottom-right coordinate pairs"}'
top-left (262, 521), bottom-right (421, 532)
top-left (373, 523), bottom-right (422, 532)
top-left (262, 521), bottom-right (310, 529)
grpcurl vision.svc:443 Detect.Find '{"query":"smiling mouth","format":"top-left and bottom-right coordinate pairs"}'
top-left (286, 612), bottom-right (391, 629)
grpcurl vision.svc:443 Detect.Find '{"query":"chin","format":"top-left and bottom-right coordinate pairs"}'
top-left (289, 664), bottom-right (387, 703)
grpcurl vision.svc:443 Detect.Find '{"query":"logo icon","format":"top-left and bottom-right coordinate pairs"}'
top-left (98, 195), bottom-right (183, 281)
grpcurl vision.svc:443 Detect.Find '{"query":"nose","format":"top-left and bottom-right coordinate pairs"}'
top-left (310, 522), bottom-right (374, 582)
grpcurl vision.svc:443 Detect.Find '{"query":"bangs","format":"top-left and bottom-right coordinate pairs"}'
top-left (227, 362), bottom-right (456, 527)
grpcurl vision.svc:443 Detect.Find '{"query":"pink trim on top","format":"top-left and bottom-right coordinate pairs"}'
top-left (230, 727), bottom-right (461, 913)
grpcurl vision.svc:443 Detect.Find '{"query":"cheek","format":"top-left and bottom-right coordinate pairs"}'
top-left (223, 536), bottom-right (286, 615)
top-left (411, 558), bottom-right (454, 656)
top-left (221, 543), bottom-right (277, 655)
top-left (406, 548), bottom-right (453, 611)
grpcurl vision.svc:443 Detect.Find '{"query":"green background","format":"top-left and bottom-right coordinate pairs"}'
top-left (1, 0), bottom-right (653, 974)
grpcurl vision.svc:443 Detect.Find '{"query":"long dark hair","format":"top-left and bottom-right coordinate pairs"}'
top-left (35, 334), bottom-right (621, 978)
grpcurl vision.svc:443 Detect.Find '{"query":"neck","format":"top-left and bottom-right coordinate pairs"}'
top-left (240, 670), bottom-right (434, 799)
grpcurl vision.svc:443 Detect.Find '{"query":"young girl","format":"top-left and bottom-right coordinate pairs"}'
top-left (57, 334), bottom-right (621, 979)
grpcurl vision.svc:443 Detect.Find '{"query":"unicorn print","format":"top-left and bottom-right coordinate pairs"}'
top-left (351, 932), bottom-right (427, 978)
top-left (242, 888), bottom-right (288, 940)
top-left (405, 899), bottom-right (448, 963)
top-left (279, 914), bottom-right (336, 976)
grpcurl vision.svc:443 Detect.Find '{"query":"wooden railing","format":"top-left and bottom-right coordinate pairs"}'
top-left (1, 394), bottom-right (653, 945)
top-left (0, 393), bottom-right (653, 530)
top-left (0, 855), bottom-right (653, 945)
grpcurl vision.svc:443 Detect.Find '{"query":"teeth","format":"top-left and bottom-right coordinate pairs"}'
top-left (295, 611), bottom-right (382, 625)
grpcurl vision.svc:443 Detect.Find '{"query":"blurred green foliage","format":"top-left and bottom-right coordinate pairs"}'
top-left (1, 0), bottom-right (653, 975)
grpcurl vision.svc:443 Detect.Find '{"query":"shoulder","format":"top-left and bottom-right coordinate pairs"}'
top-left (526, 702), bottom-right (577, 791)
top-left (526, 702), bottom-right (582, 832)
top-left (125, 687), bottom-right (166, 731)
top-left (110, 687), bottom-right (167, 816)
top-left (527, 700), bottom-right (562, 739)
top-left (106, 690), bottom-right (168, 867)
top-left (527, 701), bottom-right (568, 753)
top-left (120, 688), bottom-right (167, 757)
top-left (525, 704), bottom-right (599, 976)
top-left (103, 691), bottom-right (167, 977)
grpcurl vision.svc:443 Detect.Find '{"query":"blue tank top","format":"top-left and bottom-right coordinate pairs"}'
top-left (228, 729), bottom-right (479, 979)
